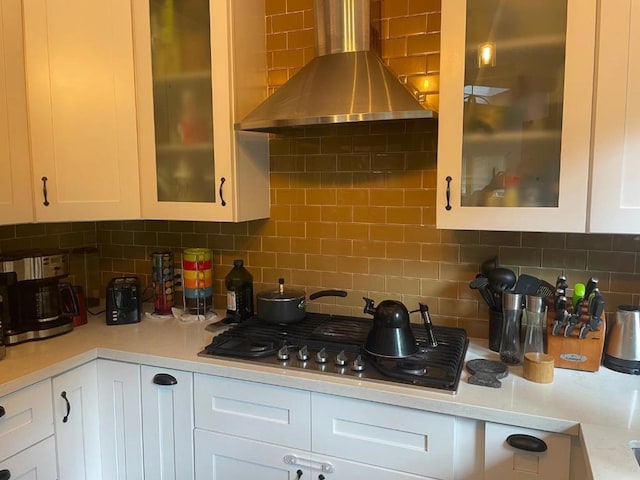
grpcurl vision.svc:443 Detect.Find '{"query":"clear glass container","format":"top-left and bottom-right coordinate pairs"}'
top-left (148, 0), bottom-right (215, 203)
top-left (499, 292), bottom-right (524, 365)
top-left (523, 295), bottom-right (547, 354)
top-left (461, 0), bottom-right (567, 208)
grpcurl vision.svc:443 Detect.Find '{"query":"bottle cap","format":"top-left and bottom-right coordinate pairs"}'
top-left (233, 259), bottom-right (243, 267)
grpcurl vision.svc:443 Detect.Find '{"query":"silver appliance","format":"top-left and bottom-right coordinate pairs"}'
top-left (603, 305), bottom-right (640, 375)
top-left (235, 0), bottom-right (434, 132)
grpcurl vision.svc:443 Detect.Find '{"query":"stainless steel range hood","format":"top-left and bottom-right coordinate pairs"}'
top-left (235, 0), bottom-right (434, 133)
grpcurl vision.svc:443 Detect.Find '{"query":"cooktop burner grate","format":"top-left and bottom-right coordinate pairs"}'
top-left (199, 313), bottom-right (468, 394)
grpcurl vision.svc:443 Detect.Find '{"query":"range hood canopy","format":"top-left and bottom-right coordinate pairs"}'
top-left (235, 0), bottom-right (435, 133)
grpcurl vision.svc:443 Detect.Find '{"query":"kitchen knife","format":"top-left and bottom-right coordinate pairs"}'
top-left (563, 312), bottom-right (581, 337)
top-left (552, 296), bottom-right (569, 336)
top-left (579, 294), bottom-right (605, 339)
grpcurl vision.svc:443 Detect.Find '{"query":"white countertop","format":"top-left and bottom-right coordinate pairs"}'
top-left (1, 312), bottom-right (638, 479)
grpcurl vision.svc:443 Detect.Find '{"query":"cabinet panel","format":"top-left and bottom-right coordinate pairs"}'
top-left (22, 0), bottom-right (140, 222)
top-left (437, 0), bottom-right (597, 232)
top-left (141, 365), bottom-right (194, 480)
top-left (484, 422), bottom-right (570, 480)
top-left (98, 359), bottom-right (143, 480)
top-left (53, 361), bottom-right (102, 480)
top-left (0, 379), bottom-right (53, 462)
top-left (133, 0), bottom-right (269, 222)
top-left (589, 0), bottom-right (640, 233)
top-left (194, 374), bottom-right (311, 450)
top-left (0, 435), bottom-right (58, 480)
top-left (0, 0), bottom-right (33, 225)
top-left (194, 429), bottom-right (309, 480)
top-left (312, 393), bottom-right (454, 479)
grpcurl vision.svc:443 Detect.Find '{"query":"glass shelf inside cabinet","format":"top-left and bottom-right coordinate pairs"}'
top-left (461, 0), bottom-right (568, 208)
top-left (149, 0), bottom-right (215, 204)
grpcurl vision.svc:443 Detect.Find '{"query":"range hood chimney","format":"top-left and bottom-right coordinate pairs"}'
top-left (235, 0), bottom-right (435, 133)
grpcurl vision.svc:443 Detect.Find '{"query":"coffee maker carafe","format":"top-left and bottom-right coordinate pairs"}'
top-left (0, 249), bottom-right (78, 345)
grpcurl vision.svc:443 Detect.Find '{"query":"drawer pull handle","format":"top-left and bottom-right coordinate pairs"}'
top-left (284, 455), bottom-right (334, 474)
top-left (152, 373), bottom-right (178, 386)
top-left (61, 391), bottom-right (71, 423)
top-left (0, 469), bottom-right (11, 480)
top-left (219, 177), bottom-right (227, 206)
top-left (506, 433), bottom-right (547, 452)
top-left (445, 176), bottom-right (452, 211)
top-left (0, 406), bottom-right (5, 418)
top-left (42, 176), bottom-right (50, 206)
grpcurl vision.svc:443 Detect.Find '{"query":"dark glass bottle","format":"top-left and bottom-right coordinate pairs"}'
top-left (225, 259), bottom-right (253, 321)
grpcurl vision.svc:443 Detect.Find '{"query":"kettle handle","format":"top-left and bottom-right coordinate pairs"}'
top-left (362, 297), bottom-right (376, 316)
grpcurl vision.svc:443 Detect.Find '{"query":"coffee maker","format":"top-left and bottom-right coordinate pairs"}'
top-left (0, 249), bottom-right (78, 345)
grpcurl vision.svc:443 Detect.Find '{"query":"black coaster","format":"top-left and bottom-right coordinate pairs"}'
top-left (468, 371), bottom-right (502, 388)
top-left (466, 359), bottom-right (509, 379)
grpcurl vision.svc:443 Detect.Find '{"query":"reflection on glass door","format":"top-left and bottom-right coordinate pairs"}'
top-left (461, 0), bottom-right (567, 208)
top-left (149, 0), bottom-right (215, 203)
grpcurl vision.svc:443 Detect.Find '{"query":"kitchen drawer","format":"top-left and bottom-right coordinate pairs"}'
top-left (484, 422), bottom-right (571, 480)
top-left (0, 435), bottom-right (57, 479)
top-left (194, 374), bottom-right (311, 450)
top-left (311, 393), bottom-right (455, 479)
top-left (0, 379), bottom-right (54, 461)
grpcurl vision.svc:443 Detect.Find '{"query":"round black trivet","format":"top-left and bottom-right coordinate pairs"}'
top-left (466, 359), bottom-right (509, 379)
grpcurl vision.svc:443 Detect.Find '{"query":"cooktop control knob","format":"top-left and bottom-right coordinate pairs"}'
top-left (335, 350), bottom-right (347, 366)
top-left (315, 347), bottom-right (328, 364)
top-left (277, 345), bottom-right (290, 361)
top-left (297, 345), bottom-right (310, 361)
top-left (351, 354), bottom-right (366, 372)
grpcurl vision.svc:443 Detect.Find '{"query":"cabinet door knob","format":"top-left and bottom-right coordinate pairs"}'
top-left (295, 469), bottom-right (303, 479)
top-left (41, 176), bottom-right (50, 206)
top-left (61, 391), bottom-right (71, 423)
top-left (0, 406), bottom-right (5, 418)
top-left (0, 469), bottom-right (11, 480)
top-left (219, 177), bottom-right (227, 206)
top-left (506, 433), bottom-right (547, 452)
top-left (445, 176), bottom-right (452, 211)
top-left (152, 373), bottom-right (178, 386)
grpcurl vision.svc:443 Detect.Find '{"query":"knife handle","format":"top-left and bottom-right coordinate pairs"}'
top-left (583, 277), bottom-right (599, 301)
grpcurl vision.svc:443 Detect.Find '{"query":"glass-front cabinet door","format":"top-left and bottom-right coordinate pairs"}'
top-left (437, 0), bottom-right (597, 232)
top-left (133, 0), bottom-right (270, 222)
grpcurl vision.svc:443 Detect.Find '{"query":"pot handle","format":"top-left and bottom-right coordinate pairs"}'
top-left (309, 290), bottom-right (347, 300)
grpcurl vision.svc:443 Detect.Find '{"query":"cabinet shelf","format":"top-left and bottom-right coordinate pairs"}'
top-left (153, 70), bottom-right (211, 84)
top-left (156, 143), bottom-right (213, 154)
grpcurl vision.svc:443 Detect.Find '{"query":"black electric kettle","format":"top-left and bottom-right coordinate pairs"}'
top-left (362, 297), bottom-right (419, 358)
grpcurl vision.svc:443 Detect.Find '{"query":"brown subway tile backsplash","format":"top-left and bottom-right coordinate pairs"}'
top-left (1, 1), bottom-right (638, 339)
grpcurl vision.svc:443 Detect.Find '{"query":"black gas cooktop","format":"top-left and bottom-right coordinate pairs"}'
top-left (199, 313), bottom-right (469, 394)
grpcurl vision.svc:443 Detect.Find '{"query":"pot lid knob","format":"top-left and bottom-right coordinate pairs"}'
top-left (279, 277), bottom-right (285, 295)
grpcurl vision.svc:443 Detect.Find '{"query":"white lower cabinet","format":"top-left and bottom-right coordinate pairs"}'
top-left (193, 374), bottom-right (469, 480)
top-left (97, 359), bottom-right (144, 480)
top-left (484, 422), bottom-right (571, 480)
top-left (0, 436), bottom-right (58, 479)
top-left (53, 362), bottom-right (102, 480)
top-left (140, 366), bottom-right (194, 480)
top-left (0, 379), bottom-right (56, 479)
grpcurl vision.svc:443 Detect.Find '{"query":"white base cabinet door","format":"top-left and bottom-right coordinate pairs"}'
top-left (0, 379), bottom-right (53, 462)
top-left (98, 359), bottom-right (143, 480)
top-left (53, 361), bottom-right (102, 480)
top-left (140, 366), bottom-right (194, 480)
top-left (0, 436), bottom-right (58, 480)
top-left (484, 422), bottom-right (571, 480)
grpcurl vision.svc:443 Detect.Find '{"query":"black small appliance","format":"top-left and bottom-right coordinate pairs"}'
top-left (106, 277), bottom-right (142, 325)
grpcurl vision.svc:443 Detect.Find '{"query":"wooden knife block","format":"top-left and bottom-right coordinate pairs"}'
top-left (546, 316), bottom-right (606, 372)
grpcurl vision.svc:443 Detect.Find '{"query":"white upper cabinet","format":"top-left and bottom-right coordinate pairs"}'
top-left (437, 0), bottom-right (597, 232)
top-left (0, 0), bottom-right (34, 225)
top-left (133, 0), bottom-right (270, 222)
top-left (22, 0), bottom-right (141, 222)
top-left (589, 0), bottom-right (640, 233)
